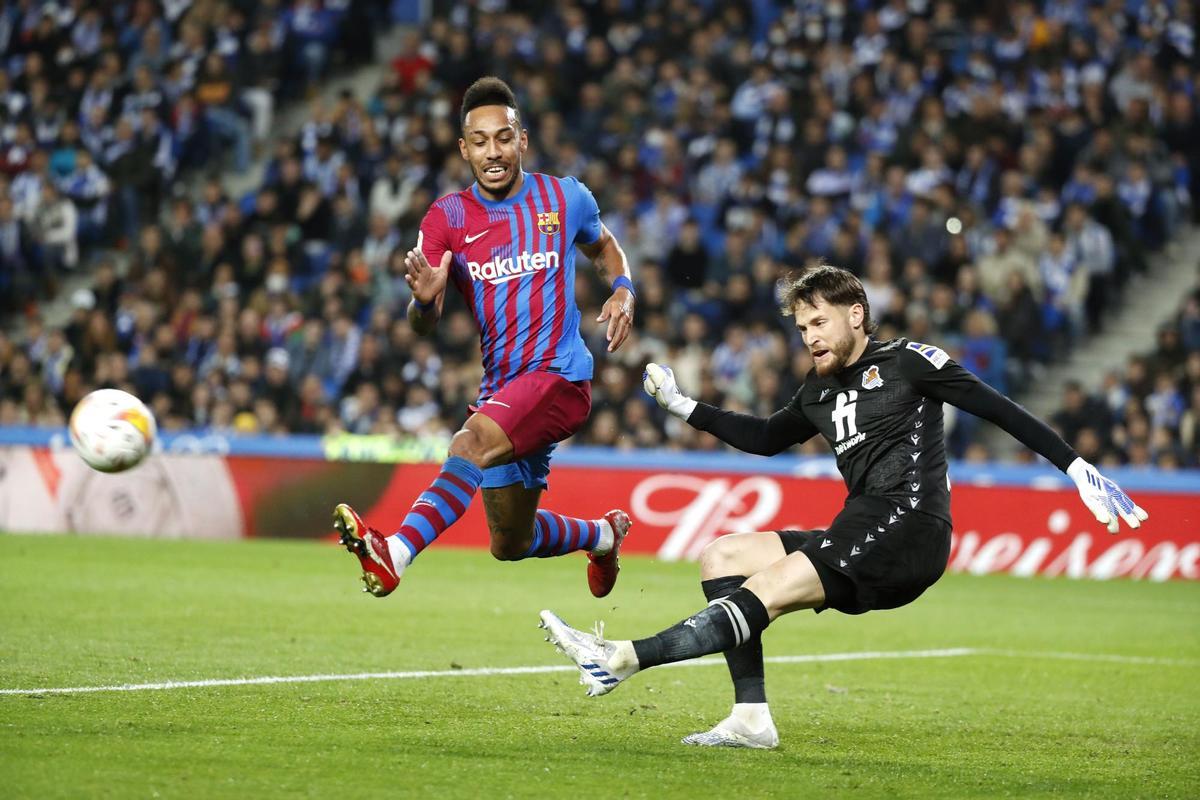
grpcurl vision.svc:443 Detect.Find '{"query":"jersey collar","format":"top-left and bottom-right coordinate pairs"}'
top-left (825, 339), bottom-right (879, 385)
top-left (471, 171), bottom-right (532, 207)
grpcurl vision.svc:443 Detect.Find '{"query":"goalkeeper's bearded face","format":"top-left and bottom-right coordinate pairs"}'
top-left (793, 299), bottom-right (864, 377)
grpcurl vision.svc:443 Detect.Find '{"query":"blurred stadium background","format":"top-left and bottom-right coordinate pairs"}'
top-left (1, 0), bottom-right (1198, 467)
top-left (1, 1), bottom-right (1198, 797)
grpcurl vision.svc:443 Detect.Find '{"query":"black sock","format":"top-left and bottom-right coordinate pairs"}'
top-left (632, 587), bottom-right (771, 670)
top-left (701, 577), bottom-right (767, 705)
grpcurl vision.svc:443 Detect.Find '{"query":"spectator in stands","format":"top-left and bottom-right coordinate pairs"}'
top-left (0, 196), bottom-right (33, 306)
top-left (1039, 231), bottom-right (1087, 345)
top-left (977, 227), bottom-right (1040, 306)
top-left (1053, 381), bottom-right (1111, 449)
top-left (1063, 202), bottom-right (1117, 333)
top-left (240, 28), bottom-right (281, 145)
top-left (664, 219), bottom-right (709, 291)
top-left (59, 148), bottom-right (110, 245)
top-left (195, 53), bottom-right (252, 173)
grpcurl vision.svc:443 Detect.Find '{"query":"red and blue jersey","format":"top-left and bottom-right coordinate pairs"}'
top-left (418, 172), bottom-right (602, 402)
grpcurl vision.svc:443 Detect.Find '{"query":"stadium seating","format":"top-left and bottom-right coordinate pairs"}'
top-left (1052, 268), bottom-right (1200, 469)
top-left (0, 1), bottom-right (1196, 467)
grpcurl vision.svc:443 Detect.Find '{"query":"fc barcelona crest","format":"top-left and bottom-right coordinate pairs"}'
top-left (537, 211), bottom-right (561, 235)
top-left (862, 365), bottom-right (884, 390)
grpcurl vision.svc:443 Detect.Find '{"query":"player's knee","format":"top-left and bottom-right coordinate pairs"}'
top-left (489, 531), bottom-right (531, 561)
top-left (448, 429), bottom-right (488, 467)
top-left (700, 534), bottom-right (748, 578)
top-left (450, 426), bottom-right (511, 469)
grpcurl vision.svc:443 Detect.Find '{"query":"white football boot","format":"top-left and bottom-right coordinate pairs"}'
top-left (539, 610), bottom-right (638, 697)
top-left (681, 704), bottom-right (780, 749)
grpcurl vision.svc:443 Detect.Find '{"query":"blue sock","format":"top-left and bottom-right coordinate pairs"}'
top-left (520, 510), bottom-right (602, 559)
top-left (390, 456), bottom-right (484, 561)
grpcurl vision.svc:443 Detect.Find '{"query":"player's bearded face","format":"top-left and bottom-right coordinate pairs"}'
top-left (460, 106), bottom-right (527, 200)
top-left (795, 300), bottom-right (859, 377)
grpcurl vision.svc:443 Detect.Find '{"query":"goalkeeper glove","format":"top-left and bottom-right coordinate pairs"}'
top-left (642, 363), bottom-right (697, 420)
top-left (1066, 457), bottom-right (1149, 534)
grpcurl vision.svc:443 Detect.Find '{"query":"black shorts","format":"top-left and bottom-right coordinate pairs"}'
top-left (778, 495), bottom-right (951, 615)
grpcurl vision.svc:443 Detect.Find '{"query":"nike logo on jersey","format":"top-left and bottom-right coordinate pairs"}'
top-left (464, 230), bottom-right (489, 243)
top-left (485, 399), bottom-right (511, 408)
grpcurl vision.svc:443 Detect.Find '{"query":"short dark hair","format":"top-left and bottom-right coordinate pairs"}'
top-left (461, 76), bottom-right (520, 127)
top-left (779, 262), bottom-right (876, 334)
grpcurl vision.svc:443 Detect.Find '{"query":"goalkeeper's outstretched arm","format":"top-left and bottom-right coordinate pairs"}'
top-left (688, 404), bottom-right (818, 456)
top-left (643, 363), bottom-right (817, 456)
top-left (898, 347), bottom-right (1148, 533)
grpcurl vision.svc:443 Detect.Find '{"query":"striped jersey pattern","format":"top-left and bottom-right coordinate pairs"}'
top-left (418, 172), bottom-right (602, 402)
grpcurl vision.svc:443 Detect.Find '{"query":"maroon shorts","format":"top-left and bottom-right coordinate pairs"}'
top-left (470, 371), bottom-right (592, 489)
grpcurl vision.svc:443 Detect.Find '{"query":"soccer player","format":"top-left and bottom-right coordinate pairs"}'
top-left (335, 77), bottom-right (636, 599)
top-left (539, 264), bottom-right (1148, 748)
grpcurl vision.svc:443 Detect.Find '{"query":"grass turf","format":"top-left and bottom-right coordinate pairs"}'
top-left (0, 534), bottom-right (1197, 799)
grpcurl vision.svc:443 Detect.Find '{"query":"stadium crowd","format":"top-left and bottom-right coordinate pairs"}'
top-left (1, 0), bottom-right (1198, 469)
top-left (1052, 267), bottom-right (1200, 471)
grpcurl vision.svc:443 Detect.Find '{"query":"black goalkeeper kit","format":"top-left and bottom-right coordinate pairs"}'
top-left (688, 338), bottom-right (1077, 614)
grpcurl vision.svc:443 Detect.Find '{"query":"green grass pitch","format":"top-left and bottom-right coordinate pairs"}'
top-left (1, 534), bottom-right (1197, 799)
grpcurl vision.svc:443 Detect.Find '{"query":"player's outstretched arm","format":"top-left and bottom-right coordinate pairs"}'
top-left (579, 223), bottom-right (634, 353)
top-left (898, 346), bottom-right (1148, 533)
top-left (404, 247), bottom-right (451, 336)
top-left (643, 363), bottom-right (816, 456)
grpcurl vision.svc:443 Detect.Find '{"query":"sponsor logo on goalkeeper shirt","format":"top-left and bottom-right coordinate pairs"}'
top-left (467, 250), bottom-right (560, 285)
top-left (835, 431), bottom-right (866, 455)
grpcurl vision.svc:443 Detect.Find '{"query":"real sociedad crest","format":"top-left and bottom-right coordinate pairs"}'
top-left (862, 365), bottom-right (884, 390)
top-left (537, 210), bottom-right (560, 235)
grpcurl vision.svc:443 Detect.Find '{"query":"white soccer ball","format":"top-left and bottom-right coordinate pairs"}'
top-left (69, 389), bottom-right (157, 473)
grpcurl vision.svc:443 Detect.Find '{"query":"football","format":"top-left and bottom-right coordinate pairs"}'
top-left (68, 389), bottom-right (157, 473)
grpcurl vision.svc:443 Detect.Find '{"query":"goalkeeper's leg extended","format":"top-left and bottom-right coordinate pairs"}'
top-left (541, 542), bottom-right (828, 747)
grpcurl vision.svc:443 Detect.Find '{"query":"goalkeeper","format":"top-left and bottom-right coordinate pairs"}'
top-left (539, 264), bottom-right (1148, 749)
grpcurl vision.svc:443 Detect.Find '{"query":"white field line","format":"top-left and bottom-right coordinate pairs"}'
top-left (976, 648), bottom-right (1200, 667)
top-left (0, 648), bottom-right (975, 697)
top-left (2, 646), bottom-right (1192, 698)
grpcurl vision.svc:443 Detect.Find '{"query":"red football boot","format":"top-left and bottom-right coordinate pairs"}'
top-left (587, 509), bottom-right (632, 598)
top-left (333, 503), bottom-right (402, 597)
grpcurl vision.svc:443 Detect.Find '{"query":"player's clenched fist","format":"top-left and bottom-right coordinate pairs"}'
top-left (642, 363), bottom-right (697, 420)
